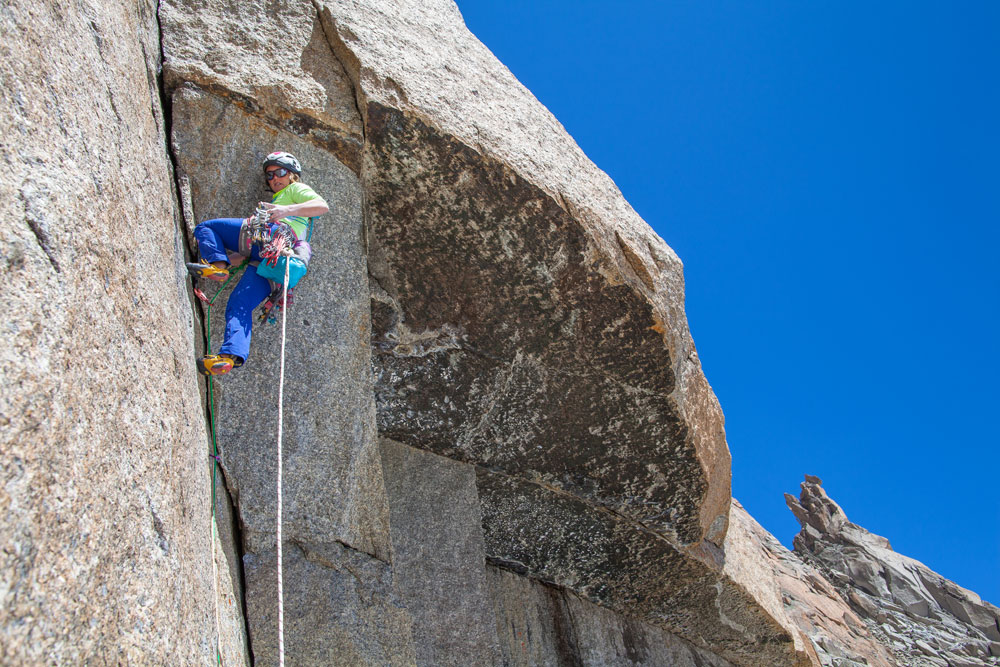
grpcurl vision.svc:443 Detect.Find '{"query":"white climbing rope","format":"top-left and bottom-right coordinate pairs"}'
top-left (275, 251), bottom-right (292, 667)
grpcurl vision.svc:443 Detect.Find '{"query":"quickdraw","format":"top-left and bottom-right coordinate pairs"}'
top-left (260, 230), bottom-right (291, 267)
top-left (246, 203), bottom-right (272, 247)
top-left (247, 204), bottom-right (297, 262)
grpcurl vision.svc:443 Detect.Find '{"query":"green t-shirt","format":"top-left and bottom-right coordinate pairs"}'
top-left (271, 181), bottom-right (324, 239)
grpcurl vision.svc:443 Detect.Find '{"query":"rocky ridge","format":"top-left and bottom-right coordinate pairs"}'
top-left (725, 499), bottom-right (898, 667)
top-left (787, 476), bottom-right (1000, 667)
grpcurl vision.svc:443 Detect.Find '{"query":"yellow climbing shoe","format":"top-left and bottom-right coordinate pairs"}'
top-left (186, 260), bottom-right (229, 282)
top-left (197, 354), bottom-right (235, 376)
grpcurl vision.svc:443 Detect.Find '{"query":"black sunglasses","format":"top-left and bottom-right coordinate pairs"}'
top-left (265, 167), bottom-right (290, 180)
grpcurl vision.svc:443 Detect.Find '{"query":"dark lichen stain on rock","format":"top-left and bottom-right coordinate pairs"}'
top-left (477, 470), bottom-right (795, 662)
top-left (365, 103), bottom-right (707, 544)
top-left (622, 617), bottom-right (649, 663)
top-left (545, 585), bottom-right (583, 667)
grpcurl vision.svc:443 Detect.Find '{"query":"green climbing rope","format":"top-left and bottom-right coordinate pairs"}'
top-left (205, 259), bottom-right (248, 514)
top-left (201, 258), bottom-right (248, 666)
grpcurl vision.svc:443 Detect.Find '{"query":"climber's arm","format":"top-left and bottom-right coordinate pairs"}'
top-left (262, 199), bottom-right (329, 222)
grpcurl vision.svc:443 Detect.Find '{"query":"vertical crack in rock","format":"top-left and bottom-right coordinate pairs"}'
top-left (163, 7), bottom-right (393, 653)
top-left (213, 460), bottom-right (254, 661)
top-left (154, 0), bottom-right (254, 656)
top-left (154, 0), bottom-right (200, 246)
top-left (547, 586), bottom-right (584, 667)
top-left (311, 0), bottom-right (367, 140)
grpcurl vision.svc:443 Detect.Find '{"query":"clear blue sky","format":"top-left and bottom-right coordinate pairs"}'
top-left (453, 0), bottom-right (999, 604)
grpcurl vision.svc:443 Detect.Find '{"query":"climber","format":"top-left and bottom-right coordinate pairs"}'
top-left (187, 151), bottom-right (330, 375)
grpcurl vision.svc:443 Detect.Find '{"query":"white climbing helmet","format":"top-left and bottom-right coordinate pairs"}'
top-left (262, 151), bottom-right (302, 174)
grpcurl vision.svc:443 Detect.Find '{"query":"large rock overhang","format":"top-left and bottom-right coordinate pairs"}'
top-left (366, 102), bottom-right (713, 547)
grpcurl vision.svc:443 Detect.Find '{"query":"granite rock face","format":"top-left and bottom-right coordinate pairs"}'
top-left (0, 0), bottom-right (245, 663)
top-left (479, 471), bottom-right (806, 666)
top-left (381, 438), bottom-right (742, 667)
top-left (11, 0), bottom-right (997, 665)
top-left (170, 85), bottom-right (389, 561)
top-left (380, 438), bottom-right (503, 666)
top-left (243, 542), bottom-right (414, 666)
top-left (787, 476), bottom-right (1000, 667)
top-left (172, 0), bottom-right (804, 663)
top-left (313, 1), bottom-right (803, 664)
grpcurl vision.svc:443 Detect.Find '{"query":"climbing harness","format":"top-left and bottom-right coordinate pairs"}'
top-left (257, 227), bottom-right (308, 289)
top-left (239, 204), bottom-right (311, 293)
top-left (258, 216), bottom-right (316, 325)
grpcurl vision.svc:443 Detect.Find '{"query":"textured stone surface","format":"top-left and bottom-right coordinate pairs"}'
top-left (725, 500), bottom-right (894, 667)
top-left (365, 106), bottom-right (712, 545)
top-left (787, 477), bottom-right (1000, 666)
top-left (0, 0), bottom-right (244, 662)
top-left (160, 1), bottom-right (772, 663)
top-left (478, 470), bottom-right (808, 667)
top-left (160, 0), bottom-right (363, 172)
top-left (244, 541), bottom-right (415, 666)
top-left (488, 566), bottom-right (735, 667)
top-left (320, 0), bottom-right (730, 551)
top-left (19, 1), bottom-right (1000, 665)
top-left (380, 439), bottom-right (502, 666)
top-left (213, 519), bottom-right (252, 667)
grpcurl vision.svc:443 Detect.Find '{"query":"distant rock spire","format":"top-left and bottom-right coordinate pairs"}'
top-left (787, 475), bottom-right (1000, 666)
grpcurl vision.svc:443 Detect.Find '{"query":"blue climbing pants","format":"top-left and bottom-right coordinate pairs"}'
top-left (193, 218), bottom-right (272, 364)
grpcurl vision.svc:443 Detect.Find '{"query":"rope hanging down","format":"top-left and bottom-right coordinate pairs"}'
top-left (275, 249), bottom-right (292, 666)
